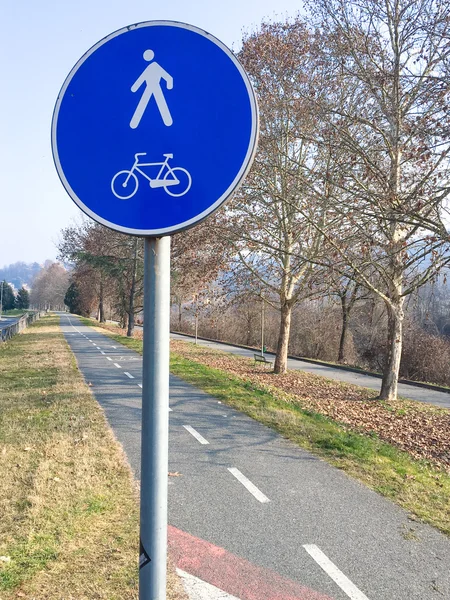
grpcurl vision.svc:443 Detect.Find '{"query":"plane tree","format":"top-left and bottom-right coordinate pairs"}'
top-left (303, 0), bottom-right (450, 399)
top-left (219, 19), bottom-right (338, 374)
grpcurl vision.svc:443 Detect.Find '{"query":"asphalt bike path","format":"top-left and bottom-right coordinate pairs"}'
top-left (60, 314), bottom-right (450, 600)
top-left (171, 334), bottom-right (450, 410)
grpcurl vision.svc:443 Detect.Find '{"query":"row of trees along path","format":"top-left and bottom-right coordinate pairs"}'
top-left (58, 216), bottom-right (230, 336)
top-left (59, 0), bottom-right (450, 403)
top-left (214, 1), bottom-right (450, 401)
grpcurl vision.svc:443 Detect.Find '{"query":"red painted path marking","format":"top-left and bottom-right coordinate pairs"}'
top-left (168, 526), bottom-right (334, 600)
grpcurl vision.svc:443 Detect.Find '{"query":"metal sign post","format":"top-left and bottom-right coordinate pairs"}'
top-left (52, 20), bottom-right (258, 600)
top-left (140, 236), bottom-right (171, 597)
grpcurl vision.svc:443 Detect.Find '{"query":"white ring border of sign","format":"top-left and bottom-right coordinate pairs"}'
top-left (51, 20), bottom-right (259, 237)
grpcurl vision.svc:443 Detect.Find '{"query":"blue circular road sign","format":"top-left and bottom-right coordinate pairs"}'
top-left (52, 21), bottom-right (258, 236)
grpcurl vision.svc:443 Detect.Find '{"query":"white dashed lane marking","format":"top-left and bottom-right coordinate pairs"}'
top-left (303, 545), bottom-right (370, 600)
top-left (183, 425), bottom-right (209, 445)
top-left (227, 468), bottom-right (270, 504)
top-left (124, 372), bottom-right (134, 379)
top-left (114, 363), bottom-right (121, 368)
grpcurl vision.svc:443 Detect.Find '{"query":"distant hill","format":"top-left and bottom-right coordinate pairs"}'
top-left (0, 261), bottom-right (43, 289)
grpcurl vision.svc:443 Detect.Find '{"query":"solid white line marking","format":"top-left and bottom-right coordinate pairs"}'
top-left (183, 425), bottom-right (209, 445)
top-left (227, 468), bottom-right (270, 503)
top-left (114, 363), bottom-right (121, 368)
top-left (106, 357), bottom-right (112, 361)
top-left (124, 372), bottom-right (134, 378)
top-left (303, 545), bottom-right (370, 600)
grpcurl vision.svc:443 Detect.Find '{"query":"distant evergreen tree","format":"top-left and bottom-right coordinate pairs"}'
top-left (64, 281), bottom-right (82, 314)
top-left (0, 281), bottom-right (15, 311)
top-left (16, 287), bottom-right (30, 309)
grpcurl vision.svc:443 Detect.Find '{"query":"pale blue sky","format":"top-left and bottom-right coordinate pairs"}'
top-left (0, 0), bottom-right (303, 267)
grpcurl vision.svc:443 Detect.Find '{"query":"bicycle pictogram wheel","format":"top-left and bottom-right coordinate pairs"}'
top-left (163, 168), bottom-right (192, 197)
top-left (111, 170), bottom-right (139, 199)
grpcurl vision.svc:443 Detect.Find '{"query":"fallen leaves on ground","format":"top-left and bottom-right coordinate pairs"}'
top-left (171, 340), bottom-right (450, 472)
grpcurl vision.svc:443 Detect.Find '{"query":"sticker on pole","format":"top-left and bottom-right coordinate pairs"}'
top-left (51, 21), bottom-right (259, 236)
top-left (139, 539), bottom-right (151, 569)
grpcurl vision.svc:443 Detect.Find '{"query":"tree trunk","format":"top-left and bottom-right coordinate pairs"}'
top-left (127, 297), bottom-right (135, 336)
top-left (127, 240), bottom-right (138, 337)
top-left (98, 279), bottom-right (105, 323)
top-left (379, 300), bottom-right (404, 401)
top-left (338, 297), bottom-right (349, 363)
top-left (178, 301), bottom-right (182, 331)
top-left (127, 275), bottom-right (136, 337)
top-left (274, 301), bottom-right (292, 374)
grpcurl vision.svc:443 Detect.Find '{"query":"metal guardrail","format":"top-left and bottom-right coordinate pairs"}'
top-left (0, 311), bottom-right (45, 343)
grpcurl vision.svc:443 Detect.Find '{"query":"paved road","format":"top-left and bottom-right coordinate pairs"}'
top-left (171, 333), bottom-right (450, 410)
top-left (60, 314), bottom-right (450, 600)
top-left (0, 315), bottom-right (21, 329)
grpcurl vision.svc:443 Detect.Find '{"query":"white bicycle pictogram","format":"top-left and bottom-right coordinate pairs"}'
top-left (111, 153), bottom-right (192, 199)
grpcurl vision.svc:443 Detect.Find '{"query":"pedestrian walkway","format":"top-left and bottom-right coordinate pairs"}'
top-left (171, 333), bottom-right (450, 410)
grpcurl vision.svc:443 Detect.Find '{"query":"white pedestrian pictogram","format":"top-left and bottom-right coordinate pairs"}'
top-left (130, 49), bottom-right (173, 129)
top-left (111, 152), bottom-right (192, 199)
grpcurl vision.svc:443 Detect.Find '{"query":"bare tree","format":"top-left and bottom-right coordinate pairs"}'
top-left (30, 263), bottom-right (69, 310)
top-left (303, 0), bottom-right (450, 399)
top-left (220, 19), bottom-right (335, 373)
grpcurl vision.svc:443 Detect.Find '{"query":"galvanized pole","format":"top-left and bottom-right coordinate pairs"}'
top-left (140, 236), bottom-right (171, 600)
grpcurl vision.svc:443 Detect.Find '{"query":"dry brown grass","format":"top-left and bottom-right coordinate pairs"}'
top-left (0, 316), bottom-right (186, 600)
